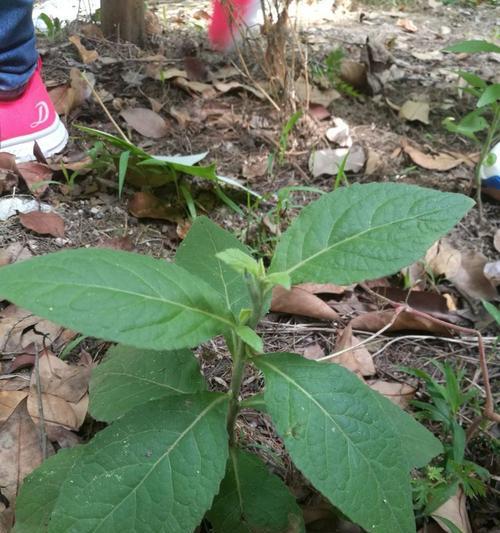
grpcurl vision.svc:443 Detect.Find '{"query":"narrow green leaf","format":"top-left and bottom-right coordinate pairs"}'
top-left (431, 516), bottom-right (463, 533)
top-left (0, 249), bottom-right (233, 351)
top-left (482, 300), bottom-right (500, 325)
top-left (370, 390), bottom-right (442, 468)
top-left (477, 83), bottom-right (500, 107)
top-left (175, 216), bottom-right (252, 315)
top-left (117, 150), bottom-right (130, 198)
top-left (151, 152), bottom-right (209, 166)
top-left (235, 326), bottom-right (264, 353)
top-left (207, 447), bottom-right (305, 533)
top-left (270, 183), bottom-right (473, 285)
top-left (14, 447), bottom-right (84, 533)
top-left (50, 393), bottom-right (229, 533)
top-left (89, 345), bottom-right (206, 422)
top-left (445, 40), bottom-right (500, 54)
top-left (255, 353), bottom-right (415, 533)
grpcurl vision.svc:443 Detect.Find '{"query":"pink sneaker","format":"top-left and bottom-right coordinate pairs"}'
top-left (0, 61), bottom-right (68, 162)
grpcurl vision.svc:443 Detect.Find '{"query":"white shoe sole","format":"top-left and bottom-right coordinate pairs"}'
top-left (0, 115), bottom-right (68, 163)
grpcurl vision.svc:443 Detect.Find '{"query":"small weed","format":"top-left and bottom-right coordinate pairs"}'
top-left (311, 48), bottom-right (360, 98)
top-left (443, 40), bottom-right (500, 207)
top-left (405, 362), bottom-right (490, 523)
top-left (78, 126), bottom-right (258, 215)
top-left (36, 13), bottom-right (64, 40)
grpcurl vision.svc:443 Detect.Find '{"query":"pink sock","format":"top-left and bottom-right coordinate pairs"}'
top-left (208, 0), bottom-right (260, 50)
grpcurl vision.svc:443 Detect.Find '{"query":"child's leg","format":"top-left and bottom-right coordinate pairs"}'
top-left (0, 0), bottom-right (67, 162)
top-left (0, 0), bottom-right (38, 96)
top-left (209, 0), bottom-right (260, 51)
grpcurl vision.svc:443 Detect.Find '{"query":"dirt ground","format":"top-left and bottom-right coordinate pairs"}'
top-left (1, 0), bottom-right (499, 531)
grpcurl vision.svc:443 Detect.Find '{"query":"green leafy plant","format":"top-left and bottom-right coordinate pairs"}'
top-left (443, 40), bottom-right (500, 202)
top-left (36, 13), bottom-right (63, 40)
top-left (406, 362), bottom-right (490, 522)
top-left (0, 183), bottom-right (475, 532)
top-left (311, 48), bottom-right (360, 98)
top-left (79, 126), bottom-right (259, 210)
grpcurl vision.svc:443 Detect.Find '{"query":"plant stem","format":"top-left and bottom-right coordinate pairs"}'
top-left (226, 336), bottom-right (247, 445)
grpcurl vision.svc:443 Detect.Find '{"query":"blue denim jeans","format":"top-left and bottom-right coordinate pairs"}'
top-left (0, 0), bottom-right (37, 92)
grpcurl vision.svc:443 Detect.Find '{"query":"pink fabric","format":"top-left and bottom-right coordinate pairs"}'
top-left (0, 60), bottom-right (57, 142)
top-left (209, 0), bottom-right (259, 50)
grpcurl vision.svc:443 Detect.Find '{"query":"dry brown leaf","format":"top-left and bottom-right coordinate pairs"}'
top-left (350, 308), bottom-right (453, 335)
top-left (32, 353), bottom-right (91, 403)
top-left (294, 76), bottom-right (341, 107)
top-left (396, 18), bottom-right (418, 32)
top-left (145, 10), bottom-right (162, 36)
top-left (19, 210), bottom-right (65, 238)
top-left (176, 220), bottom-right (192, 240)
top-left (449, 251), bottom-right (498, 300)
top-left (120, 107), bottom-right (168, 139)
top-left (372, 287), bottom-right (452, 318)
top-left (402, 141), bottom-right (465, 171)
top-left (368, 380), bottom-right (416, 408)
top-left (213, 81), bottom-right (266, 100)
top-left (340, 60), bottom-right (368, 92)
top-left (174, 77), bottom-right (217, 98)
top-left (0, 390), bottom-right (28, 423)
top-left (296, 283), bottom-right (348, 296)
top-left (302, 343), bottom-right (326, 360)
top-left (425, 240), bottom-right (462, 277)
top-left (242, 157), bottom-right (268, 180)
top-left (27, 392), bottom-right (89, 431)
top-left (183, 56), bottom-right (209, 82)
top-left (16, 162), bottom-right (53, 196)
top-left (494, 229), bottom-right (500, 253)
top-left (432, 487), bottom-right (472, 533)
top-left (308, 103), bottom-right (331, 121)
top-left (331, 324), bottom-right (375, 376)
top-left (128, 192), bottom-right (183, 222)
top-left (0, 242), bottom-right (32, 267)
top-left (271, 285), bottom-right (339, 321)
top-left (399, 101), bottom-right (430, 124)
top-left (80, 23), bottom-right (104, 39)
top-left (68, 35), bottom-right (99, 64)
top-left (169, 106), bottom-right (193, 128)
top-left (97, 236), bottom-right (134, 251)
top-left (0, 305), bottom-right (65, 352)
top-left (0, 400), bottom-right (52, 530)
top-left (48, 68), bottom-right (92, 116)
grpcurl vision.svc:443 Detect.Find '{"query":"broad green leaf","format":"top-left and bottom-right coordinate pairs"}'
top-left (443, 112), bottom-right (488, 141)
top-left (477, 83), bottom-right (500, 107)
top-left (50, 393), bottom-right (229, 533)
top-left (457, 71), bottom-right (487, 89)
top-left (89, 345), bottom-right (206, 422)
top-left (445, 40), bottom-right (500, 54)
top-left (207, 447), bottom-right (305, 533)
top-left (0, 249), bottom-right (233, 351)
top-left (235, 326), bottom-right (264, 353)
top-left (14, 447), bottom-right (84, 533)
top-left (216, 248), bottom-right (261, 277)
top-left (270, 183), bottom-right (473, 285)
top-left (370, 390), bottom-right (442, 468)
top-left (176, 216), bottom-right (252, 315)
top-left (255, 353), bottom-right (415, 533)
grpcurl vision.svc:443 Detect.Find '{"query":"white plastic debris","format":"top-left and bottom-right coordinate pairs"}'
top-left (0, 197), bottom-right (52, 221)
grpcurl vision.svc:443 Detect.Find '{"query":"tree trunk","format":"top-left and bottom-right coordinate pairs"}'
top-left (100, 0), bottom-right (145, 46)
